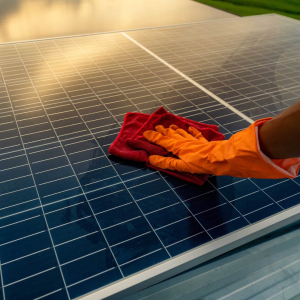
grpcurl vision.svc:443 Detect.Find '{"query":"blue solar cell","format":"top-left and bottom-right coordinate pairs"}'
top-left (105, 217), bottom-right (151, 246)
top-left (129, 179), bottom-right (170, 200)
top-left (125, 172), bottom-right (161, 189)
top-left (46, 202), bottom-right (91, 228)
top-left (68, 268), bottom-right (122, 299)
top-left (209, 176), bottom-right (245, 189)
top-left (89, 189), bottom-right (132, 213)
top-left (96, 202), bottom-right (141, 229)
top-left (293, 176), bottom-right (300, 185)
top-left (223, 119), bottom-right (249, 132)
top-left (156, 217), bottom-right (205, 247)
top-left (168, 231), bottom-right (211, 257)
top-left (197, 202), bottom-right (241, 229)
top-left (209, 217), bottom-right (249, 239)
top-left (30, 156), bottom-right (69, 174)
top-left (214, 113), bottom-right (242, 125)
top-left (230, 191), bottom-right (275, 215)
top-left (0, 207), bottom-right (41, 229)
top-left (119, 166), bottom-right (156, 181)
top-left (0, 175), bottom-right (34, 195)
top-left (38, 176), bottom-right (80, 199)
top-left (264, 180), bottom-right (300, 201)
top-left (0, 186), bottom-right (38, 212)
top-left (4, 268), bottom-right (66, 300)
top-left (82, 175), bottom-right (121, 193)
top-left (206, 107), bottom-right (234, 119)
top-left (0, 216), bottom-right (47, 245)
top-left (2, 249), bottom-right (57, 286)
top-left (175, 181), bottom-right (215, 200)
top-left (121, 249), bottom-right (169, 276)
top-left (1, 151), bottom-right (29, 170)
top-left (55, 232), bottom-right (107, 264)
top-left (220, 180), bottom-right (259, 201)
top-left (250, 178), bottom-right (288, 189)
top-left (1, 163), bottom-right (29, 181)
top-left (147, 203), bottom-right (191, 229)
top-left (112, 232), bottom-right (164, 265)
top-left (0, 232), bottom-right (52, 264)
top-left (50, 216), bottom-right (100, 245)
top-left (35, 166), bottom-right (74, 185)
top-left (61, 249), bottom-right (117, 286)
top-left (245, 203), bottom-right (283, 223)
top-left (280, 193), bottom-right (300, 209)
top-left (138, 190), bottom-right (181, 213)
top-left (185, 190), bottom-right (227, 214)
top-left (43, 194), bottom-right (86, 214)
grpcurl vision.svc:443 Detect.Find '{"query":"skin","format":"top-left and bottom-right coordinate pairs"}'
top-left (259, 100), bottom-right (300, 159)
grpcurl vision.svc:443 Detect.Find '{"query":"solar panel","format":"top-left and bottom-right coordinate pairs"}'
top-left (0, 14), bottom-right (300, 300)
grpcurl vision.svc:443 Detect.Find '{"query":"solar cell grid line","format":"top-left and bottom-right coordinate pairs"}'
top-left (123, 22), bottom-right (300, 202)
top-left (92, 58), bottom-right (231, 134)
top-left (49, 32), bottom-right (246, 268)
top-left (125, 34), bottom-right (300, 122)
top-left (45, 35), bottom-right (215, 254)
top-left (75, 40), bottom-right (224, 137)
top-left (92, 36), bottom-right (281, 227)
top-left (117, 34), bottom-right (251, 133)
top-left (67, 39), bottom-right (161, 115)
top-left (165, 48), bottom-right (300, 97)
top-left (132, 40), bottom-right (298, 105)
top-left (0, 259), bottom-right (4, 300)
top-left (81, 37), bottom-right (203, 118)
top-left (74, 34), bottom-right (276, 246)
top-left (14, 52), bottom-right (125, 220)
top-left (176, 30), bottom-right (298, 75)
top-left (217, 71), bottom-right (298, 114)
top-left (7, 45), bottom-right (125, 298)
top-left (33, 38), bottom-right (176, 280)
top-left (131, 27), bottom-right (296, 69)
top-left (70, 46), bottom-right (186, 118)
top-left (125, 23), bottom-right (300, 165)
top-left (0, 67), bottom-right (70, 300)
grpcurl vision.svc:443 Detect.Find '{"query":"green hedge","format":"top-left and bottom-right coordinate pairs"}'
top-left (195, 0), bottom-right (300, 20)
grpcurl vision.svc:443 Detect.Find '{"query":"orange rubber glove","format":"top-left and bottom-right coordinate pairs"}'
top-left (143, 118), bottom-right (300, 179)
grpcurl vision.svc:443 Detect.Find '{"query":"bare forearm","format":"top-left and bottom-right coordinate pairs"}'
top-left (258, 100), bottom-right (300, 159)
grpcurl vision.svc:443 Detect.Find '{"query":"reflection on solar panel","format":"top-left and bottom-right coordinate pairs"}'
top-left (0, 14), bottom-right (300, 300)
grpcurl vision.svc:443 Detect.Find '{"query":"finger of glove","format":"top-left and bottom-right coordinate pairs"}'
top-left (188, 126), bottom-right (208, 143)
top-left (143, 130), bottom-right (180, 154)
top-left (169, 124), bottom-right (179, 130)
top-left (148, 155), bottom-right (191, 173)
top-left (155, 125), bottom-right (185, 140)
top-left (175, 128), bottom-right (196, 140)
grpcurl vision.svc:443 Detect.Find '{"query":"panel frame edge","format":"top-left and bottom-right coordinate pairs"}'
top-left (79, 205), bottom-right (300, 299)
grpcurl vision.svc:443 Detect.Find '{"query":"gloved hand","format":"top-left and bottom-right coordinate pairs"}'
top-left (143, 119), bottom-right (300, 179)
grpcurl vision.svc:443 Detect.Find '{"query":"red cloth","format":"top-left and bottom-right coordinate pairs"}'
top-left (109, 107), bottom-right (225, 185)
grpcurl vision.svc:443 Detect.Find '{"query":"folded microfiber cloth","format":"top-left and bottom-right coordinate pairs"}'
top-left (108, 107), bottom-right (225, 185)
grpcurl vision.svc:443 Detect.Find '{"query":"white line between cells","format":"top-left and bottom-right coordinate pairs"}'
top-left (121, 32), bottom-right (254, 124)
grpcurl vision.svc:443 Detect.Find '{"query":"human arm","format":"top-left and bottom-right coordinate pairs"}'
top-left (259, 100), bottom-right (300, 159)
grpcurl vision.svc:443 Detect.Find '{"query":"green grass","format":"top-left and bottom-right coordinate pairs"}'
top-left (195, 0), bottom-right (300, 21)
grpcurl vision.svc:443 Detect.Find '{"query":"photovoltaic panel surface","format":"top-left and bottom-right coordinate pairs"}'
top-left (0, 14), bottom-right (299, 300)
